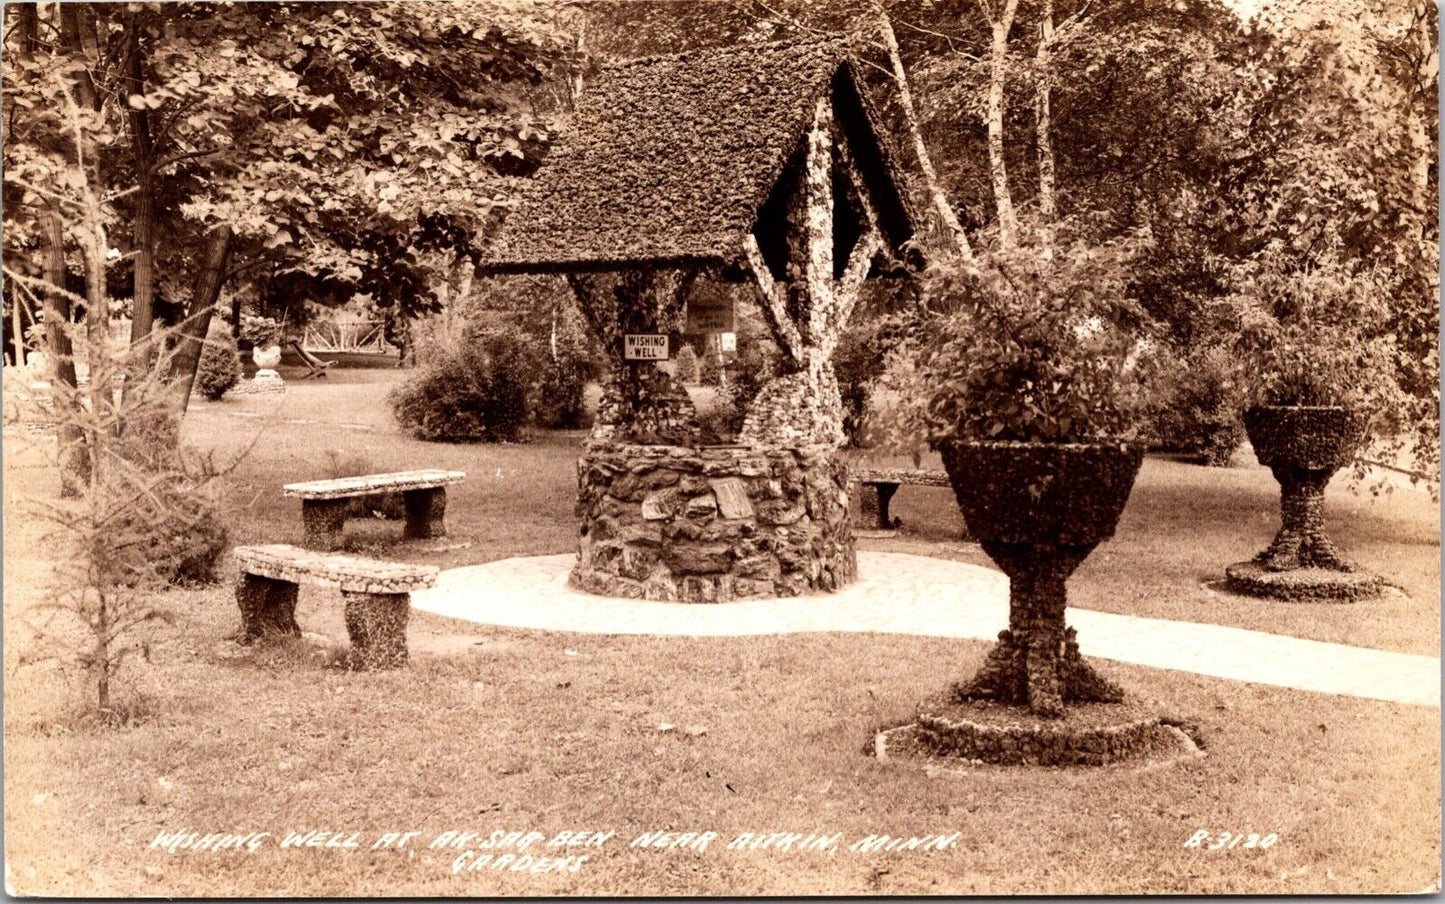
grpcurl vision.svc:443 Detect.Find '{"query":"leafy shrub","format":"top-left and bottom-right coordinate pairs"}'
top-left (923, 238), bottom-right (1157, 446)
top-left (1223, 254), bottom-right (1401, 414)
top-left (858, 338), bottom-right (934, 467)
top-left (673, 344), bottom-right (700, 384)
top-left (532, 326), bottom-right (598, 430)
top-left (110, 409), bottom-right (230, 586)
top-left (698, 337), bottom-right (776, 443)
top-left (1148, 344), bottom-right (1246, 466)
top-left (699, 349), bottom-right (723, 387)
top-left (389, 330), bottom-right (531, 442)
top-left (195, 322), bottom-right (241, 401)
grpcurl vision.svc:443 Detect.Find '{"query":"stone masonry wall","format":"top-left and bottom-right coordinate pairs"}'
top-left (573, 441), bottom-right (856, 602)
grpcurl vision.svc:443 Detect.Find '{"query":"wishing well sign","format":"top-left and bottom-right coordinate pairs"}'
top-left (623, 334), bottom-right (671, 361)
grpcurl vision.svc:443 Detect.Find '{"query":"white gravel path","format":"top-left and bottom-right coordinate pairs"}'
top-left (410, 551), bottom-right (1439, 708)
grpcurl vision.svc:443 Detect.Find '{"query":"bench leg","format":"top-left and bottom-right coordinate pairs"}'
top-left (301, 498), bottom-right (349, 549)
top-left (402, 487), bottom-right (447, 540)
top-left (235, 573), bottom-right (301, 643)
top-left (875, 483), bottom-right (900, 530)
top-left (343, 591), bottom-right (410, 670)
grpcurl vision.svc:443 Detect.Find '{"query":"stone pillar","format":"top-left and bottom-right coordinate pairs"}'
top-left (343, 591), bottom-right (410, 670)
top-left (955, 542), bottom-right (1124, 718)
top-left (402, 487), bottom-right (447, 540)
top-left (235, 573), bottom-right (301, 643)
top-left (568, 268), bottom-right (701, 445)
top-left (1255, 466), bottom-right (1352, 571)
top-left (301, 498), bottom-right (349, 549)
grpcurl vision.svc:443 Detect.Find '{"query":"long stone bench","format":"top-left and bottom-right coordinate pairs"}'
top-left (853, 467), bottom-right (952, 530)
top-left (232, 544), bottom-right (438, 670)
top-left (283, 469), bottom-right (465, 549)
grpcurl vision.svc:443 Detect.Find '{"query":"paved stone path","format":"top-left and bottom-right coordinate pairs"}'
top-left (410, 551), bottom-right (1439, 708)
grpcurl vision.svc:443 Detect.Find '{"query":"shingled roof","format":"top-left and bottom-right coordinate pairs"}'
top-left (482, 38), bottom-right (918, 275)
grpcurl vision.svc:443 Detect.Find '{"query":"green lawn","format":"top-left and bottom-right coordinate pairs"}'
top-left (3, 369), bottom-right (1439, 896)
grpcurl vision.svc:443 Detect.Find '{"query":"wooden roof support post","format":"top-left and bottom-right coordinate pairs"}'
top-left (803, 96), bottom-right (835, 358)
top-left (827, 229), bottom-right (884, 359)
top-left (565, 272), bottom-right (621, 357)
top-left (742, 234), bottom-right (803, 366)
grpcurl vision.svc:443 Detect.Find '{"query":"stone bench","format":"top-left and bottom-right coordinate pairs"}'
top-left (232, 544), bottom-right (438, 670)
top-left (853, 467), bottom-right (951, 530)
top-left (283, 469), bottom-right (465, 549)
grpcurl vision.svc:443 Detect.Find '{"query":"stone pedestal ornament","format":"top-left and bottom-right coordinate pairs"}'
top-left (249, 343), bottom-right (285, 393)
top-left (940, 441), bottom-right (1139, 718)
top-left (1224, 406), bottom-right (1383, 601)
top-left (878, 440), bottom-right (1195, 768)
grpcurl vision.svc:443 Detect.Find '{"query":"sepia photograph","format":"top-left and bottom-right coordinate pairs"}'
top-left (1, 0), bottom-right (1439, 895)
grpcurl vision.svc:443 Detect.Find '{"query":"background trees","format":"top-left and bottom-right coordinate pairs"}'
top-left (4, 1), bottom-right (577, 382)
top-left (4, 0), bottom-right (1435, 480)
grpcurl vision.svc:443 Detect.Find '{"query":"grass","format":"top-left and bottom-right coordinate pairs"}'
top-left (3, 369), bottom-right (1439, 896)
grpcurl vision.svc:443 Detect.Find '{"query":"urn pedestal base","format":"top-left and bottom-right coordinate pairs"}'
top-left (1224, 560), bottom-right (1383, 602)
top-left (875, 694), bottom-right (1200, 768)
top-left (1230, 406), bottom-right (1381, 601)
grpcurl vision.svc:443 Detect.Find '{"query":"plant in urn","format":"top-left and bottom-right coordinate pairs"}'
top-left (876, 240), bottom-right (1191, 767)
top-left (1219, 254), bottom-right (1407, 601)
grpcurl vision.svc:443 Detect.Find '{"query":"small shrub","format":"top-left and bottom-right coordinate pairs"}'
top-left (389, 330), bottom-right (531, 442)
top-left (108, 408), bottom-right (230, 587)
top-left (533, 328), bottom-right (598, 430)
top-left (699, 350), bottom-right (723, 387)
top-left (673, 344), bottom-right (700, 384)
top-left (195, 322), bottom-right (241, 401)
top-left (1148, 344), bottom-right (1246, 466)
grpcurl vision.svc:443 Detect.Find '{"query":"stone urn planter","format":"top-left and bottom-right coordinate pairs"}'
top-left (1225, 405), bottom-right (1382, 600)
top-left (938, 440), bottom-right (1143, 718)
top-left (251, 343), bottom-right (282, 370)
top-left (248, 343), bottom-right (285, 393)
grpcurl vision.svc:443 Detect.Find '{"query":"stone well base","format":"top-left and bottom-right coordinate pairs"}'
top-left (875, 695), bottom-right (1196, 768)
top-left (573, 441), bottom-right (856, 602)
top-left (1224, 560), bottom-right (1383, 602)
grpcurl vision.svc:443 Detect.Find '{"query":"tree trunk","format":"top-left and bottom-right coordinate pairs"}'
top-left (170, 226), bottom-right (233, 414)
top-left (58, 4), bottom-right (101, 112)
top-left (1035, 0), bottom-right (1057, 245)
top-left (41, 211), bottom-right (91, 497)
top-left (14, 3), bottom-right (38, 53)
top-left (983, 0), bottom-right (1022, 249)
top-left (11, 289), bottom-right (26, 368)
top-left (125, 12), bottom-right (158, 351)
top-left (875, 8), bottom-right (974, 263)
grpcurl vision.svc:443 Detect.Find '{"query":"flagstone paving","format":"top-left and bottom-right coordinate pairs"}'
top-left (409, 551), bottom-right (1440, 708)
